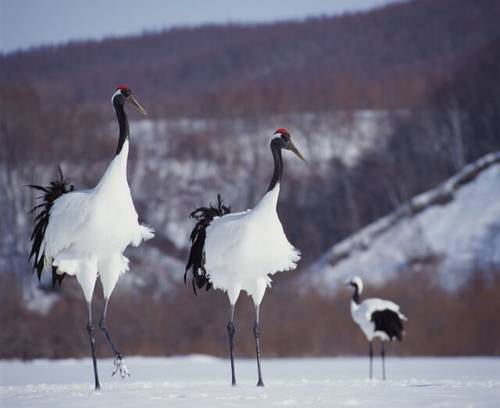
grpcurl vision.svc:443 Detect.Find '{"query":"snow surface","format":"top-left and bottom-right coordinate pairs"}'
top-left (1, 356), bottom-right (499, 407)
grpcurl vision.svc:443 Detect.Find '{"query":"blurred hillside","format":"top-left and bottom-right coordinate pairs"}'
top-left (2, 0), bottom-right (500, 115)
top-left (307, 152), bottom-right (500, 291)
top-left (1, 0), bottom-right (500, 358)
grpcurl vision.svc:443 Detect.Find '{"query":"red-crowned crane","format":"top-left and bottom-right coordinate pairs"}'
top-left (346, 276), bottom-right (407, 380)
top-left (28, 85), bottom-right (154, 390)
top-left (185, 128), bottom-right (305, 387)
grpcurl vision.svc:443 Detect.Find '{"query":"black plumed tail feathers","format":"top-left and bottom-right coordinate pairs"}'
top-left (371, 309), bottom-right (405, 341)
top-left (27, 166), bottom-right (74, 286)
top-left (185, 194), bottom-right (231, 294)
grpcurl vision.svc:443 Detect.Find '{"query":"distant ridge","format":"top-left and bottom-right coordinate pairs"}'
top-left (1, 0), bottom-right (499, 116)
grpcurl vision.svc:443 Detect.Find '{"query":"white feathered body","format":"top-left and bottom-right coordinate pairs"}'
top-left (204, 184), bottom-right (300, 304)
top-left (351, 298), bottom-right (407, 341)
top-left (41, 140), bottom-right (154, 300)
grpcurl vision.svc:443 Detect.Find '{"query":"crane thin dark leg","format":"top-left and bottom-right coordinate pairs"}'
top-left (227, 304), bottom-right (237, 386)
top-left (253, 305), bottom-right (264, 387)
top-left (86, 302), bottom-right (100, 390)
top-left (369, 341), bottom-right (373, 380)
top-left (99, 299), bottom-right (119, 354)
top-left (381, 342), bottom-right (386, 381)
top-left (99, 298), bottom-right (130, 378)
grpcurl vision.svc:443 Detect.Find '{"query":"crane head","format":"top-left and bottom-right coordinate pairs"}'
top-left (112, 84), bottom-right (147, 116)
top-left (272, 128), bottom-right (307, 162)
top-left (345, 276), bottom-right (363, 294)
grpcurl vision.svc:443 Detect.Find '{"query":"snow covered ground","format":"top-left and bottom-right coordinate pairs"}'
top-left (1, 356), bottom-right (499, 407)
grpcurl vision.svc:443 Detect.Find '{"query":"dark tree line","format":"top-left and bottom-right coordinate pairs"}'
top-left (1, 0), bottom-right (499, 116)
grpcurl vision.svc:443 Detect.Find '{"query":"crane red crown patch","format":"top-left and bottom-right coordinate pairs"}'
top-left (275, 127), bottom-right (288, 135)
top-left (116, 84), bottom-right (129, 91)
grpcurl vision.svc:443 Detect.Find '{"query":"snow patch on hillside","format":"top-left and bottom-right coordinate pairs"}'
top-left (129, 111), bottom-right (391, 249)
top-left (306, 152), bottom-right (500, 292)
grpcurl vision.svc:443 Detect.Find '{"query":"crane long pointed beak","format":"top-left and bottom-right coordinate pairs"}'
top-left (129, 95), bottom-right (147, 116)
top-left (289, 142), bottom-right (307, 163)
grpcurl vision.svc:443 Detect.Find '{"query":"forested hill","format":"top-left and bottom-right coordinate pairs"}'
top-left (2, 0), bottom-right (500, 116)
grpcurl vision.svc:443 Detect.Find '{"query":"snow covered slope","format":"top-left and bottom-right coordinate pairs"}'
top-left (306, 152), bottom-right (500, 292)
top-left (1, 357), bottom-right (499, 408)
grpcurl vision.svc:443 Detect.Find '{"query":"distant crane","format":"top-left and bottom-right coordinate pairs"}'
top-left (28, 85), bottom-right (154, 390)
top-left (346, 276), bottom-right (407, 380)
top-left (185, 128), bottom-right (305, 386)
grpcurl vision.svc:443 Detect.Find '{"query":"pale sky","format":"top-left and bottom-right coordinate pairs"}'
top-left (0, 0), bottom-right (400, 54)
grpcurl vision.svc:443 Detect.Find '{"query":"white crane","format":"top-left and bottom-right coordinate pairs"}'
top-left (346, 276), bottom-right (407, 380)
top-left (185, 128), bottom-right (305, 386)
top-left (28, 85), bottom-right (154, 390)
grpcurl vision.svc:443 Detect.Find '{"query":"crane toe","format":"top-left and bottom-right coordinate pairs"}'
top-left (111, 354), bottom-right (131, 378)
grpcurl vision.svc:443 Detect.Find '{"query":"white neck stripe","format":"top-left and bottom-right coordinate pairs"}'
top-left (270, 133), bottom-right (282, 145)
top-left (111, 89), bottom-right (122, 104)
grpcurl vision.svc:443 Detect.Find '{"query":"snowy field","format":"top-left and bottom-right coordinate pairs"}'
top-left (1, 356), bottom-right (499, 407)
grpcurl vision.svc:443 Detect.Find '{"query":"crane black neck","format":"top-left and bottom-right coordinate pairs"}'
top-left (113, 101), bottom-right (130, 156)
top-left (267, 144), bottom-right (283, 192)
top-left (352, 286), bottom-right (361, 305)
